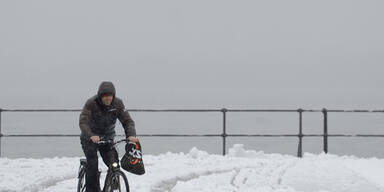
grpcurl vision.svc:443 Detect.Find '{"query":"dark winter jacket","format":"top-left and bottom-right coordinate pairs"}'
top-left (79, 81), bottom-right (136, 139)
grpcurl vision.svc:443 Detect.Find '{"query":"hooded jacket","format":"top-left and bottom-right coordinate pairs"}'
top-left (79, 81), bottom-right (136, 139)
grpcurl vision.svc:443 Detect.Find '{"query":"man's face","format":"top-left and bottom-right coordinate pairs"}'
top-left (101, 95), bottom-right (113, 105)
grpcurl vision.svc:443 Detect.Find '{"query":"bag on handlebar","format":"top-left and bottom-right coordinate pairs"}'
top-left (121, 139), bottom-right (145, 175)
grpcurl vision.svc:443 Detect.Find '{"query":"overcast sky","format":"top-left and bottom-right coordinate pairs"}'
top-left (1, 0), bottom-right (383, 109)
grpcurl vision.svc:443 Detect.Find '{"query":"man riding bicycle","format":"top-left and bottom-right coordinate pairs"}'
top-left (79, 81), bottom-right (137, 192)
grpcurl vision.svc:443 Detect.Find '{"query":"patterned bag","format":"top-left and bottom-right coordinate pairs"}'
top-left (121, 139), bottom-right (145, 175)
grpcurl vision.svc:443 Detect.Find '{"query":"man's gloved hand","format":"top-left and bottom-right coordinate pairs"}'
top-left (90, 135), bottom-right (100, 143)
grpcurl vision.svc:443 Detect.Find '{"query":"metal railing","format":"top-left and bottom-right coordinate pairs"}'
top-left (1, 108), bottom-right (384, 158)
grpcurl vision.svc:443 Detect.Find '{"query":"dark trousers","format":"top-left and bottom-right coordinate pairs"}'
top-left (81, 138), bottom-right (119, 192)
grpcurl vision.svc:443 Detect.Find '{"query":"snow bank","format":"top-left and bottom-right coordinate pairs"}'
top-left (1, 144), bottom-right (384, 192)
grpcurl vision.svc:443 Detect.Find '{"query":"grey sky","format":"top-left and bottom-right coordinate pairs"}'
top-left (1, 0), bottom-right (383, 109)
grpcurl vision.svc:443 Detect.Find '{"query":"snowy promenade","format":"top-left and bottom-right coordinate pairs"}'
top-left (1, 144), bottom-right (384, 192)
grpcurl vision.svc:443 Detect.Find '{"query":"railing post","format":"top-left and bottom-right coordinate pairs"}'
top-left (297, 108), bottom-right (303, 158)
top-left (222, 108), bottom-right (227, 156)
top-left (322, 108), bottom-right (328, 154)
top-left (0, 108), bottom-right (2, 157)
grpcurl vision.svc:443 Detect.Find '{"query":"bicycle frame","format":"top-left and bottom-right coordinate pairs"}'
top-left (78, 138), bottom-right (130, 192)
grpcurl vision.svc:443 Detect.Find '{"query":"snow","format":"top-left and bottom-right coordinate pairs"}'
top-left (1, 144), bottom-right (384, 192)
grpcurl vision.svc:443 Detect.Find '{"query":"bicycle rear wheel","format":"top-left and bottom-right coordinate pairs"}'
top-left (104, 170), bottom-right (130, 192)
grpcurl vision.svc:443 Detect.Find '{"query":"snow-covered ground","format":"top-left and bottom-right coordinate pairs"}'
top-left (1, 144), bottom-right (384, 192)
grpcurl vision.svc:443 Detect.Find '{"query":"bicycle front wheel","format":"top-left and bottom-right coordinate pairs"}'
top-left (104, 170), bottom-right (130, 192)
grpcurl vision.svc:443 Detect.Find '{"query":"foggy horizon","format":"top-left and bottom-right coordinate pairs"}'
top-left (1, 0), bottom-right (383, 110)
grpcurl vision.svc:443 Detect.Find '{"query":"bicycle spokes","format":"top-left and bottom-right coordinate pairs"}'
top-left (106, 171), bottom-right (129, 192)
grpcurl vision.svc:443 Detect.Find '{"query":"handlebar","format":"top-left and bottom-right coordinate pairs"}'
top-left (95, 137), bottom-right (129, 147)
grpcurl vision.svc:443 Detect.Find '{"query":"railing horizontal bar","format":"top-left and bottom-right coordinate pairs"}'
top-left (2, 109), bottom-right (81, 112)
top-left (128, 109), bottom-right (221, 112)
top-left (138, 134), bottom-right (221, 137)
top-left (227, 134), bottom-right (298, 137)
top-left (227, 109), bottom-right (321, 112)
top-left (1, 109), bottom-right (220, 112)
top-left (327, 110), bottom-right (384, 113)
top-left (303, 134), bottom-right (325, 137)
top-left (2, 134), bottom-right (81, 137)
top-left (228, 110), bottom-right (298, 112)
top-left (3, 134), bottom-right (384, 137)
top-left (327, 134), bottom-right (384, 137)
top-left (1, 134), bottom-right (222, 137)
top-left (2, 109), bottom-right (384, 113)
top-left (2, 109), bottom-right (227, 112)
top-left (299, 134), bottom-right (384, 137)
top-left (0, 109), bottom-right (300, 112)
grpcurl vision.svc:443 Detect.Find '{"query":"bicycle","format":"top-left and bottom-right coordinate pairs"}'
top-left (77, 138), bottom-right (130, 192)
